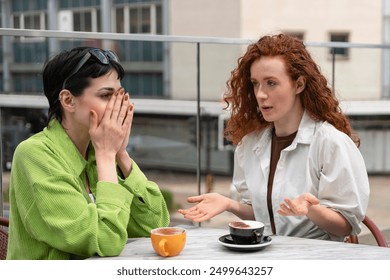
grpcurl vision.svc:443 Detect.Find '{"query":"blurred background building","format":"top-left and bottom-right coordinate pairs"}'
top-left (1, 0), bottom-right (390, 175)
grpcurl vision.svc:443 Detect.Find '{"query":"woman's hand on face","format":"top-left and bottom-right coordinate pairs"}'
top-left (116, 93), bottom-right (134, 158)
top-left (177, 193), bottom-right (230, 222)
top-left (277, 193), bottom-right (320, 216)
top-left (89, 87), bottom-right (132, 157)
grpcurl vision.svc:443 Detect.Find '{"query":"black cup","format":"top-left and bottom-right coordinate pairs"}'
top-left (229, 220), bottom-right (264, 245)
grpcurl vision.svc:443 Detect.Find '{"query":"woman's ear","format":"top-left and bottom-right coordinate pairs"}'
top-left (59, 90), bottom-right (76, 112)
top-left (296, 76), bottom-right (306, 94)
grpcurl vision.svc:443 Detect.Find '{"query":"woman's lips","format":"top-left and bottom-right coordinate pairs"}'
top-left (261, 106), bottom-right (273, 112)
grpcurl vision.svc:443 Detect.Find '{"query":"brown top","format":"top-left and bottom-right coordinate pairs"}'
top-left (267, 129), bottom-right (297, 234)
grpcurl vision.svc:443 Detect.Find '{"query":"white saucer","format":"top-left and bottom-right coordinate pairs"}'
top-left (218, 234), bottom-right (272, 252)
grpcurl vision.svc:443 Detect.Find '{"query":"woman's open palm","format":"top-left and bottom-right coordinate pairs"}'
top-left (178, 193), bottom-right (230, 222)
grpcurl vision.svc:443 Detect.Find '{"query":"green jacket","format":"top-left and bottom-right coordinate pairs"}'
top-left (7, 119), bottom-right (169, 259)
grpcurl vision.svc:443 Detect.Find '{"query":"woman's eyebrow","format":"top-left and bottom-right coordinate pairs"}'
top-left (250, 75), bottom-right (277, 81)
top-left (97, 87), bottom-right (115, 92)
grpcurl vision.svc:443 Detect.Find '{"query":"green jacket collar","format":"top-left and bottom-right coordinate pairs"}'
top-left (44, 119), bottom-right (93, 177)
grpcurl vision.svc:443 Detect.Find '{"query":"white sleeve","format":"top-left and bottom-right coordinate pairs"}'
top-left (313, 127), bottom-right (370, 235)
top-left (232, 143), bottom-right (252, 205)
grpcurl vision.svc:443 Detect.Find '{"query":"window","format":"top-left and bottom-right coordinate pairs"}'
top-left (12, 12), bottom-right (47, 41)
top-left (12, 0), bottom-right (47, 12)
top-left (116, 7), bottom-right (125, 33)
top-left (25, 14), bottom-right (41, 29)
top-left (14, 73), bottom-right (42, 92)
top-left (59, 0), bottom-right (100, 9)
top-left (123, 73), bottom-right (163, 97)
top-left (12, 12), bottom-right (46, 30)
top-left (329, 32), bottom-right (349, 58)
top-left (156, 5), bottom-right (162, 34)
top-left (13, 15), bottom-right (21, 29)
top-left (115, 4), bottom-right (162, 34)
top-left (130, 6), bottom-right (150, 33)
top-left (73, 9), bottom-right (100, 32)
top-left (113, 3), bottom-right (164, 98)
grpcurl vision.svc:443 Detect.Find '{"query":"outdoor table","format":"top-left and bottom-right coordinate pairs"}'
top-left (88, 226), bottom-right (390, 260)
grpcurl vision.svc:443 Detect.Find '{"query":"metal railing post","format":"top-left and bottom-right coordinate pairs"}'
top-left (0, 106), bottom-right (3, 217)
top-left (196, 42), bottom-right (201, 197)
top-left (331, 47), bottom-right (336, 93)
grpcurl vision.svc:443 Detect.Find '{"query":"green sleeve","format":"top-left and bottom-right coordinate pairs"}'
top-left (30, 180), bottom-right (132, 257)
top-left (119, 161), bottom-right (170, 237)
top-left (12, 142), bottom-right (133, 258)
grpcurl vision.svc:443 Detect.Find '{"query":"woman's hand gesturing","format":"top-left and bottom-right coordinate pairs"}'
top-left (277, 193), bottom-right (320, 216)
top-left (178, 193), bottom-right (231, 222)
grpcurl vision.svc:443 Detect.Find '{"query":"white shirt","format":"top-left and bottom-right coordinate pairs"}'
top-left (233, 111), bottom-right (370, 241)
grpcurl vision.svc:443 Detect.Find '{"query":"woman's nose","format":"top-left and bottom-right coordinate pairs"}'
top-left (255, 87), bottom-right (268, 99)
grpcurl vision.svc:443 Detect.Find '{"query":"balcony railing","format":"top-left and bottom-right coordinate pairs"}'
top-left (2, 28), bottom-right (390, 216)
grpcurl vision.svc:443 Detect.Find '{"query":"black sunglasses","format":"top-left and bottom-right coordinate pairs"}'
top-left (62, 48), bottom-right (119, 89)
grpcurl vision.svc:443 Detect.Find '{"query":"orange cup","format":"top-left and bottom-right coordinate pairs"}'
top-left (150, 227), bottom-right (186, 257)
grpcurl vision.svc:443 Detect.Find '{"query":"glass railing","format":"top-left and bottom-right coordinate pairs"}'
top-left (1, 28), bottom-right (390, 220)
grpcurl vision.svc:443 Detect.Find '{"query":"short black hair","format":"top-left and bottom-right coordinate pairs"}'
top-left (42, 46), bottom-right (124, 125)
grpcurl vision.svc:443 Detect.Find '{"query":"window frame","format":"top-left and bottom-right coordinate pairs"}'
top-left (72, 8), bottom-right (100, 32)
top-left (113, 3), bottom-right (161, 35)
top-left (328, 32), bottom-right (350, 60)
top-left (11, 11), bottom-right (47, 42)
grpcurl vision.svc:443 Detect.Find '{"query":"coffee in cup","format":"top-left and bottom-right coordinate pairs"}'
top-left (229, 220), bottom-right (264, 245)
top-left (150, 227), bottom-right (186, 257)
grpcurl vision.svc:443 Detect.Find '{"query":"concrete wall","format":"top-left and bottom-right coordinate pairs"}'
top-left (240, 0), bottom-right (383, 101)
top-left (168, 0), bottom-right (384, 101)
top-left (169, 0), bottom-right (243, 101)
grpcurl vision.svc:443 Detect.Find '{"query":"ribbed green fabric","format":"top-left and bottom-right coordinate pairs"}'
top-left (7, 119), bottom-right (170, 259)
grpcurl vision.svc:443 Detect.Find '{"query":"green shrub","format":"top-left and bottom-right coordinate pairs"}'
top-left (160, 189), bottom-right (180, 212)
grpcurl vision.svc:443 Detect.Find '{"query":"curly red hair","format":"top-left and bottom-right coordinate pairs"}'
top-left (224, 33), bottom-right (359, 146)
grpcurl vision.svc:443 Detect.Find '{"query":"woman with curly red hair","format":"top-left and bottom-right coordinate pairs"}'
top-left (179, 34), bottom-right (369, 241)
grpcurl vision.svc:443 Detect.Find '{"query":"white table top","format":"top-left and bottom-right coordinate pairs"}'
top-left (88, 226), bottom-right (390, 260)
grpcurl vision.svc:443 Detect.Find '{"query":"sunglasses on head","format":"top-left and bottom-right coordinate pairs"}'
top-left (62, 48), bottom-right (119, 89)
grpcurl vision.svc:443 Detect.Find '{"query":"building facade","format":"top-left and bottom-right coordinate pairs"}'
top-left (1, 0), bottom-right (164, 97)
top-left (1, 0), bottom-right (390, 174)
